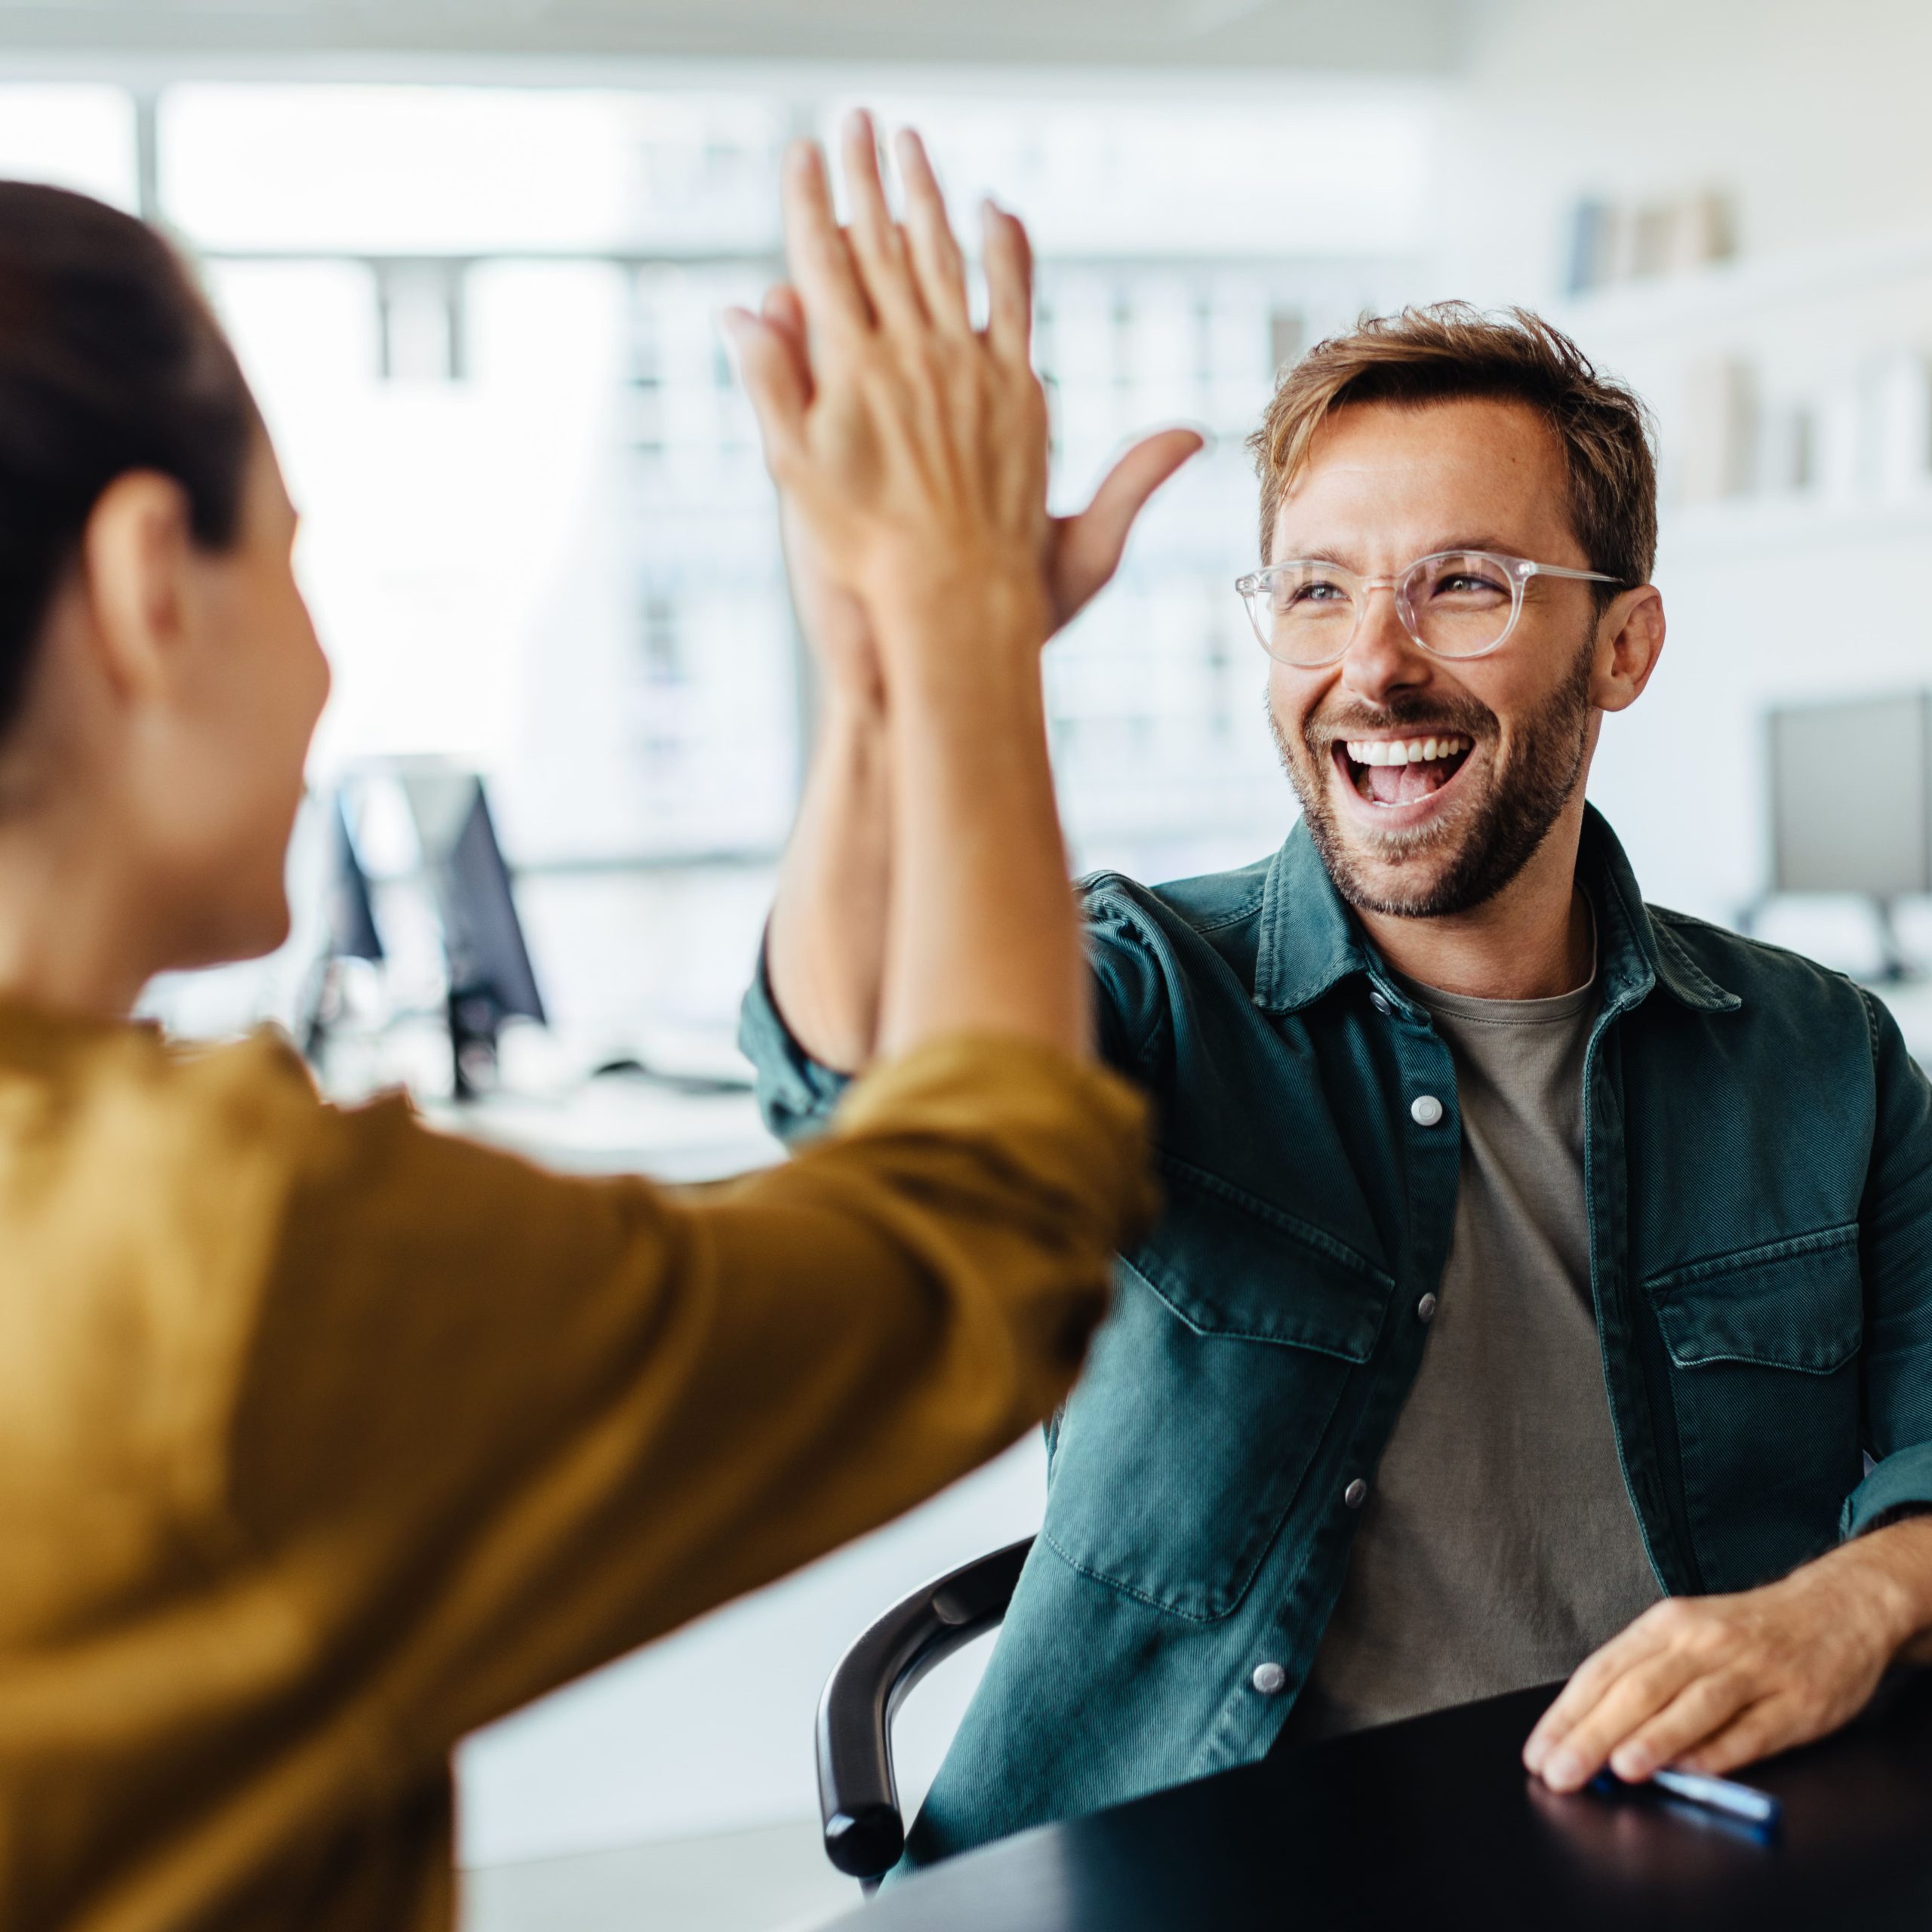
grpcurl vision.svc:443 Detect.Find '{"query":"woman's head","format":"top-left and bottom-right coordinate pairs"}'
top-left (0, 183), bottom-right (328, 1001)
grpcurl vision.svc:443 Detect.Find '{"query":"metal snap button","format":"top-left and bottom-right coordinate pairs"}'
top-left (1410, 1094), bottom-right (1444, 1127)
top-left (1417, 1292), bottom-right (1439, 1323)
top-left (1252, 1661), bottom-right (1287, 1695)
top-left (1343, 1478), bottom-right (1369, 1509)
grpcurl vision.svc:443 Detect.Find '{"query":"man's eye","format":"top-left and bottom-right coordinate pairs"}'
top-left (1287, 580), bottom-right (1347, 605)
top-left (1432, 574), bottom-right (1507, 597)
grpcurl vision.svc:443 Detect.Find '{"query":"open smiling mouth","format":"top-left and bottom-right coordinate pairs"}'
top-left (1333, 734), bottom-right (1474, 808)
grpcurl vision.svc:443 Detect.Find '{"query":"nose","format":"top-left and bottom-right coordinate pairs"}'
top-left (1338, 582), bottom-right (1432, 709)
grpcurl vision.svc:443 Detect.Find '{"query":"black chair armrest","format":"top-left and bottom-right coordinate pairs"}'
top-left (816, 1534), bottom-right (1033, 1884)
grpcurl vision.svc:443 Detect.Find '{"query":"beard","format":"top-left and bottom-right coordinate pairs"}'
top-left (1269, 640), bottom-right (1595, 920)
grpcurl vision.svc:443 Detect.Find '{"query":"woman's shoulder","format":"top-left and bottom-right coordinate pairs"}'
top-left (0, 1013), bottom-right (411, 1230)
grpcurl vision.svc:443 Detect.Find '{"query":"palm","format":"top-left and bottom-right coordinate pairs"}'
top-left (746, 281), bottom-right (1200, 680)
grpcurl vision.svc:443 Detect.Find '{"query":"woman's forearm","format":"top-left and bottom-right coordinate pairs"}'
top-left (875, 572), bottom-right (1087, 1063)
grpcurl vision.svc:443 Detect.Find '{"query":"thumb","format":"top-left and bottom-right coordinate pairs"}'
top-left (760, 283), bottom-right (816, 404)
top-left (721, 306), bottom-right (808, 475)
top-left (1051, 426), bottom-right (1205, 625)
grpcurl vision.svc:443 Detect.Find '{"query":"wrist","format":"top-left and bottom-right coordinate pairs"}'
top-left (1826, 1518), bottom-right (1932, 1657)
top-left (861, 557), bottom-right (1052, 660)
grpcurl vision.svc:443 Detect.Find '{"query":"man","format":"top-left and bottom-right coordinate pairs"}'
top-left (742, 294), bottom-right (1932, 1871)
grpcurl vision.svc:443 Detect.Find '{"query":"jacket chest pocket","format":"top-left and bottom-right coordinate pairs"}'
top-left (1644, 1223), bottom-right (1866, 1589)
top-left (1041, 1173), bottom-right (1390, 1623)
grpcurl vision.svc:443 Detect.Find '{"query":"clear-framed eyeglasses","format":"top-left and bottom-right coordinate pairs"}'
top-left (1234, 550), bottom-right (1625, 668)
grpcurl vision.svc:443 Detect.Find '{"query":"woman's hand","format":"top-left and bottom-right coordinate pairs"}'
top-left (725, 114), bottom-right (1057, 668)
top-left (739, 179), bottom-right (1200, 713)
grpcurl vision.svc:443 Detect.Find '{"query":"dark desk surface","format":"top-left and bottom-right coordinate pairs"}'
top-left (838, 1674), bottom-right (1932, 1930)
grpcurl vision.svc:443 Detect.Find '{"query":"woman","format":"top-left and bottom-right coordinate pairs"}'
top-left (0, 122), bottom-right (1155, 1929)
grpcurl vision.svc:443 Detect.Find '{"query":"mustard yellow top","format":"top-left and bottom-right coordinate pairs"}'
top-left (0, 1008), bottom-right (1152, 1931)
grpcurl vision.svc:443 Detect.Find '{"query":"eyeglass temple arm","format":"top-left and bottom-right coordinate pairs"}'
top-left (1526, 562), bottom-right (1626, 585)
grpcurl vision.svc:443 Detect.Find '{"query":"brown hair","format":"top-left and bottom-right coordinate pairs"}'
top-left (0, 181), bottom-right (257, 739)
top-left (1248, 302), bottom-right (1657, 598)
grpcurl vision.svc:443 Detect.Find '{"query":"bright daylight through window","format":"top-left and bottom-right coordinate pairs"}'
top-left (0, 78), bottom-right (1431, 1063)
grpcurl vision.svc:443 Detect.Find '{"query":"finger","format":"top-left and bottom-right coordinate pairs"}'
top-left (1535, 1649), bottom-right (1706, 1792)
top-left (982, 199), bottom-right (1035, 365)
top-left (760, 283), bottom-right (814, 404)
top-left (720, 308), bottom-right (807, 475)
top-left (894, 128), bottom-right (971, 331)
top-left (1524, 1619), bottom-right (1672, 1770)
top-left (838, 108), bottom-right (923, 327)
top-left (780, 139), bottom-right (872, 346)
top-left (1606, 1669), bottom-right (1758, 1783)
top-left (1051, 426), bottom-right (1204, 621)
top-left (761, 281), bottom-right (807, 344)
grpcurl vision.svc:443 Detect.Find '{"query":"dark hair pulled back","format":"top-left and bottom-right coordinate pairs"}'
top-left (0, 181), bottom-right (257, 738)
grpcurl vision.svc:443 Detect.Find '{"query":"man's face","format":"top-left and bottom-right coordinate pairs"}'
top-left (1265, 397), bottom-right (1605, 920)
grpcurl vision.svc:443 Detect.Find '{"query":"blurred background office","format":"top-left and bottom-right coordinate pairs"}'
top-left (6, 0), bottom-right (1932, 1925)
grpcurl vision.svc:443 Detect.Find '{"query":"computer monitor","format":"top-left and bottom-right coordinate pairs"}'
top-left (325, 793), bottom-right (385, 965)
top-left (1767, 691), bottom-right (1932, 976)
top-left (397, 771), bottom-right (545, 1097)
top-left (301, 792), bottom-right (386, 1061)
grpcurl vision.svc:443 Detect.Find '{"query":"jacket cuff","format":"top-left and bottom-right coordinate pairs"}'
top-left (1841, 1441), bottom-right (1932, 1539)
top-left (737, 937), bottom-right (853, 1143)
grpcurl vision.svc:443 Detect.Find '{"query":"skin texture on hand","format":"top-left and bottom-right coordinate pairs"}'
top-left (724, 113), bottom-right (1098, 1062)
top-left (1523, 1515), bottom-right (1932, 1793)
top-left (758, 281), bottom-right (1201, 715)
top-left (726, 125), bottom-right (1054, 646)
top-left (736, 118), bottom-right (1198, 1075)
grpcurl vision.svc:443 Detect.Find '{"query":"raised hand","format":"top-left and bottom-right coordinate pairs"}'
top-left (725, 114), bottom-right (1054, 670)
top-left (727, 112), bottom-right (1114, 1063)
top-left (736, 114), bottom-right (1189, 1075)
top-left (727, 116), bottom-right (1201, 697)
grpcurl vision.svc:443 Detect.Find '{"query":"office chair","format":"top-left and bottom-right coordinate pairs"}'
top-left (816, 1534), bottom-right (1034, 1889)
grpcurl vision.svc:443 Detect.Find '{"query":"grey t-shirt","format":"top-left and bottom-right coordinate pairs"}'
top-left (1278, 949), bottom-right (1661, 1745)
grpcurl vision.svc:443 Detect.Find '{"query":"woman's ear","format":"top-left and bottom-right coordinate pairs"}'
top-left (78, 471), bottom-right (197, 706)
top-left (1591, 584), bottom-right (1666, 716)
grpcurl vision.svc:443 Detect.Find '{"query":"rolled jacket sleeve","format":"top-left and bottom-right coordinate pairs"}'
top-left (739, 939), bottom-right (854, 1146)
top-left (1845, 991), bottom-right (1932, 1537)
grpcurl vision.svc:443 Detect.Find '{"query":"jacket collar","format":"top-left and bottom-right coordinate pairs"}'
top-left (1251, 804), bottom-right (1741, 1017)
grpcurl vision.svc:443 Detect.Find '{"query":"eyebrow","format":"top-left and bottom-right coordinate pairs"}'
top-left (1270, 535), bottom-right (1529, 568)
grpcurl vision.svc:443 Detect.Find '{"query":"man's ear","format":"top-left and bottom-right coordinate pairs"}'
top-left (78, 471), bottom-right (197, 706)
top-left (1591, 585), bottom-right (1665, 715)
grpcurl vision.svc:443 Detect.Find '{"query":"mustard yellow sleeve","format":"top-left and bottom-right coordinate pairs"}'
top-left (224, 1033), bottom-right (1153, 1761)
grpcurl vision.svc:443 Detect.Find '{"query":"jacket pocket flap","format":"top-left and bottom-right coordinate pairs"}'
top-left (1133, 1158), bottom-right (1392, 1361)
top-left (1645, 1223), bottom-right (1863, 1374)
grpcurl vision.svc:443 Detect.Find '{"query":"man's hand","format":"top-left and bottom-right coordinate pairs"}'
top-left (1524, 1517), bottom-right (1932, 1792)
top-left (733, 136), bottom-right (1201, 708)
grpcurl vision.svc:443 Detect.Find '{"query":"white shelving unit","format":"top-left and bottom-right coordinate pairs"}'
top-left (1551, 231), bottom-right (1932, 945)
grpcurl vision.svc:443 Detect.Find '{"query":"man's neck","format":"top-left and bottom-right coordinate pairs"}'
top-left (1351, 814), bottom-right (1594, 1002)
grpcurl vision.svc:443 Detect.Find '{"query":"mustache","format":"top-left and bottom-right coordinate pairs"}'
top-left (1303, 693), bottom-right (1497, 750)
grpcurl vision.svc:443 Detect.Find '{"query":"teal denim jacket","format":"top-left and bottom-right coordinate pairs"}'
top-left (739, 807), bottom-right (1932, 1871)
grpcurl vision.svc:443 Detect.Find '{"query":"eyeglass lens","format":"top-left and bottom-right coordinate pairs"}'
top-left (1251, 552), bottom-right (1518, 664)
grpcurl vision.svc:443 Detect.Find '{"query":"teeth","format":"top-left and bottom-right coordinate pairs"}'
top-left (1343, 735), bottom-right (1469, 767)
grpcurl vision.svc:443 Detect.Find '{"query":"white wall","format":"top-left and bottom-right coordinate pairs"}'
top-left (1420, 0), bottom-right (1932, 946)
top-left (1442, 0), bottom-right (1932, 303)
